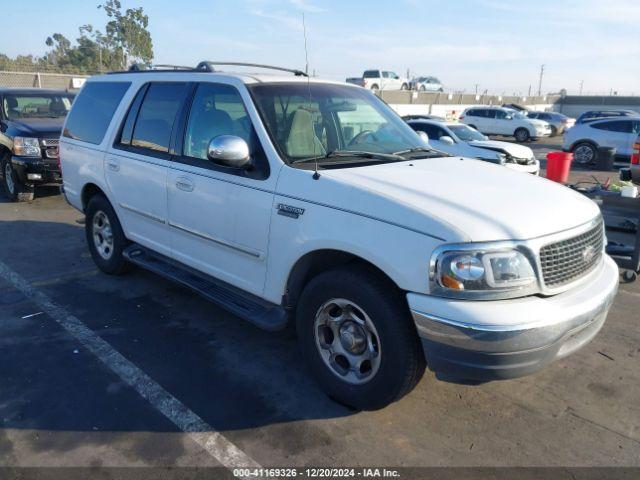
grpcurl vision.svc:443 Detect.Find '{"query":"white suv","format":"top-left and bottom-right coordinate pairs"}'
top-left (60, 62), bottom-right (618, 409)
top-left (460, 107), bottom-right (552, 142)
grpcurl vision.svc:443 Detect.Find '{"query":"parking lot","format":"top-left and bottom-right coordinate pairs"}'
top-left (0, 136), bottom-right (638, 472)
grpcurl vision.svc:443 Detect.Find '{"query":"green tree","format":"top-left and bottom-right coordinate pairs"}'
top-left (99, 0), bottom-right (153, 69)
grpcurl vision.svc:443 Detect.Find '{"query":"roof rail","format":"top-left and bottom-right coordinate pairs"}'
top-left (109, 61), bottom-right (309, 77)
top-left (195, 61), bottom-right (308, 77)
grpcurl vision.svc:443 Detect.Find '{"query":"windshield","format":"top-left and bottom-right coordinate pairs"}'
top-left (248, 83), bottom-right (424, 165)
top-left (448, 124), bottom-right (486, 141)
top-left (3, 93), bottom-right (74, 120)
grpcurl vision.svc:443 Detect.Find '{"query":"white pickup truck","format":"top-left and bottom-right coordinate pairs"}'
top-left (60, 62), bottom-right (618, 410)
top-left (346, 69), bottom-right (409, 91)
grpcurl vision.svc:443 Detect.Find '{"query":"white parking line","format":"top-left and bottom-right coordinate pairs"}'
top-left (0, 259), bottom-right (260, 472)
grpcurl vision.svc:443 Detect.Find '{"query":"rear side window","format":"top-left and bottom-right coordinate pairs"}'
top-left (63, 82), bottom-right (130, 144)
top-left (592, 120), bottom-right (632, 133)
top-left (130, 82), bottom-right (188, 153)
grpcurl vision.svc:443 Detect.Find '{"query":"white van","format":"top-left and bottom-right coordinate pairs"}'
top-left (60, 62), bottom-right (618, 409)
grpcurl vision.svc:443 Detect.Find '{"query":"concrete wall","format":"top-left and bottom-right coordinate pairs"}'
top-left (551, 95), bottom-right (640, 117)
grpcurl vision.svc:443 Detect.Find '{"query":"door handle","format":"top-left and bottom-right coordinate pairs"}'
top-left (175, 177), bottom-right (194, 192)
top-left (107, 161), bottom-right (120, 172)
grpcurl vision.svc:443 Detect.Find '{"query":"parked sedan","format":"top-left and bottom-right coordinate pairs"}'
top-left (407, 119), bottom-right (540, 174)
top-left (410, 76), bottom-right (444, 92)
top-left (563, 116), bottom-right (640, 164)
top-left (527, 111), bottom-right (575, 136)
top-left (575, 110), bottom-right (638, 124)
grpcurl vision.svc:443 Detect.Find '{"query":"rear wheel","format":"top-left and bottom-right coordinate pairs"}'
top-left (572, 142), bottom-right (597, 165)
top-left (85, 194), bottom-right (131, 275)
top-left (1, 155), bottom-right (34, 202)
top-left (419, 85), bottom-right (426, 92)
top-left (515, 128), bottom-right (530, 142)
top-left (296, 266), bottom-right (425, 410)
top-left (370, 84), bottom-right (379, 92)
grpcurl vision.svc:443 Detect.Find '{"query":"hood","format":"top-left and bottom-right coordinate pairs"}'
top-left (6, 117), bottom-right (65, 136)
top-left (468, 140), bottom-right (534, 159)
top-left (281, 157), bottom-right (600, 243)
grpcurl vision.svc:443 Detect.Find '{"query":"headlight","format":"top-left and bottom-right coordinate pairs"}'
top-left (13, 137), bottom-right (41, 157)
top-left (430, 247), bottom-right (538, 299)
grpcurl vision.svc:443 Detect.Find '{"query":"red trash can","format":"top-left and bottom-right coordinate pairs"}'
top-left (546, 151), bottom-right (573, 183)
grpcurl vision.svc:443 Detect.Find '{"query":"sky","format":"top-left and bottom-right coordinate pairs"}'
top-left (2, 0), bottom-right (639, 95)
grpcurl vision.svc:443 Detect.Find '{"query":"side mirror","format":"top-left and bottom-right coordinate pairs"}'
top-left (207, 135), bottom-right (251, 168)
top-left (505, 115), bottom-right (513, 120)
top-left (439, 136), bottom-right (455, 145)
top-left (417, 131), bottom-right (429, 144)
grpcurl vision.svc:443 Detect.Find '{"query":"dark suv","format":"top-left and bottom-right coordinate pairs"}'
top-left (0, 88), bottom-right (75, 201)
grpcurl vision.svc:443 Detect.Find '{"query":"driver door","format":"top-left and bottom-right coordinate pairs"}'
top-left (167, 82), bottom-right (274, 296)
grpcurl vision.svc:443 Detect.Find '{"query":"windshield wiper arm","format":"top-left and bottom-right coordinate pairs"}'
top-left (291, 150), bottom-right (405, 165)
top-left (393, 146), bottom-right (450, 158)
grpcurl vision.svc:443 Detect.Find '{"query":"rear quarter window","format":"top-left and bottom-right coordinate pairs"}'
top-left (63, 82), bottom-right (130, 145)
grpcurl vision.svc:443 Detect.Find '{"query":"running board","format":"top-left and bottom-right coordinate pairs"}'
top-left (123, 244), bottom-right (288, 331)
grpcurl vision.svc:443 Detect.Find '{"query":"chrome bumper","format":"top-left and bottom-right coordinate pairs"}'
top-left (409, 255), bottom-right (619, 381)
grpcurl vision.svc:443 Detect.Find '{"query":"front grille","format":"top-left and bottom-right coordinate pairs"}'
top-left (539, 221), bottom-right (604, 288)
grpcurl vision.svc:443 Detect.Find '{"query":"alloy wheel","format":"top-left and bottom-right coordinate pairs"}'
top-left (92, 210), bottom-right (114, 260)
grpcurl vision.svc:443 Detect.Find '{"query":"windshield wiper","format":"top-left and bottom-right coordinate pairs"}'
top-left (393, 146), bottom-right (450, 158)
top-left (291, 150), bottom-right (405, 165)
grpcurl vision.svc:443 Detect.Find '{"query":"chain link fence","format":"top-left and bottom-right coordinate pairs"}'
top-left (0, 70), bottom-right (90, 90)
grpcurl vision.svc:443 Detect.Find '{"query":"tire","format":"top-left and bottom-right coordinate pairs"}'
top-left (419, 85), bottom-right (426, 92)
top-left (514, 128), bottom-right (530, 142)
top-left (400, 83), bottom-right (408, 91)
top-left (296, 265), bottom-right (425, 410)
top-left (370, 84), bottom-right (379, 92)
top-left (2, 155), bottom-right (34, 202)
top-left (550, 125), bottom-right (558, 137)
top-left (85, 194), bottom-right (131, 275)
top-left (572, 142), bottom-right (597, 165)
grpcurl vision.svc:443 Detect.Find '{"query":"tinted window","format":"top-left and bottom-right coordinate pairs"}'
top-left (63, 82), bottom-right (130, 144)
top-left (466, 109), bottom-right (480, 117)
top-left (363, 70), bottom-right (378, 78)
top-left (606, 120), bottom-right (633, 133)
top-left (382, 72), bottom-right (390, 78)
top-left (484, 109), bottom-right (496, 119)
top-left (131, 82), bottom-right (187, 153)
top-left (495, 110), bottom-right (509, 119)
top-left (184, 83), bottom-right (264, 164)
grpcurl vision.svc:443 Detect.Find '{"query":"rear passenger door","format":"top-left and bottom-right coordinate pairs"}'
top-left (167, 82), bottom-right (274, 297)
top-left (105, 82), bottom-right (189, 257)
top-left (591, 120), bottom-right (634, 156)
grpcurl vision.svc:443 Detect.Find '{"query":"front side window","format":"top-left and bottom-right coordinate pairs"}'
top-left (249, 83), bottom-right (424, 165)
top-left (64, 82), bottom-right (130, 145)
top-left (485, 110), bottom-right (497, 119)
top-left (382, 72), bottom-right (390, 78)
top-left (495, 110), bottom-right (508, 120)
top-left (131, 82), bottom-right (187, 153)
top-left (184, 83), bottom-right (262, 161)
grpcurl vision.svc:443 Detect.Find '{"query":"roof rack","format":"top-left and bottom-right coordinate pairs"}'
top-left (195, 61), bottom-right (308, 77)
top-left (109, 61), bottom-right (309, 77)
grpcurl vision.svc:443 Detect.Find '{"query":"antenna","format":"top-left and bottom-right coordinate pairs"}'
top-left (302, 13), bottom-right (321, 180)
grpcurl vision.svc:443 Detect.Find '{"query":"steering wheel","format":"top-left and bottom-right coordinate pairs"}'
top-left (348, 130), bottom-right (378, 147)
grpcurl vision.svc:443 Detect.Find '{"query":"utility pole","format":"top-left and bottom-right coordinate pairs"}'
top-left (537, 64), bottom-right (545, 96)
top-left (528, 85), bottom-right (532, 96)
top-left (474, 84), bottom-right (479, 94)
top-left (579, 80), bottom-right (584, 95)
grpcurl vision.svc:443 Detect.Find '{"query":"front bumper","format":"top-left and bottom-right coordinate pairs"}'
top-left (409, 255), bottom-right (619, 381)
top-left (11, 155), bottom-right (61, 186)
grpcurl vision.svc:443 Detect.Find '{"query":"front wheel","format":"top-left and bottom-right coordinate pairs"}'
top-left (296, 266), bottom-right (425, 410)
top-left (85, 194), bottom-right (131, 275)
top-left (400, 83), bottom-right (408, 91)
top-left (514, 128), bottom-right (530, 142)
top-left (2, 156), bottom-right (34, 202)
top-left (572, 142), bottom-right (596, 165)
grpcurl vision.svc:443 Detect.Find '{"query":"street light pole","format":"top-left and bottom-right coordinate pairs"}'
top-left (537, 64), bottom-right (545, 96)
